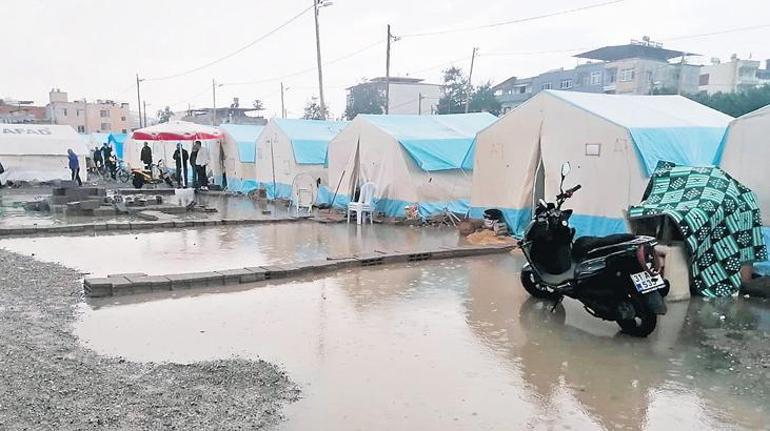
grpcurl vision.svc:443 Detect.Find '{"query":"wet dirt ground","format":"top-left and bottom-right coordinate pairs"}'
top-left (75, 253), bottom-right (770, 430)
top-left (0, 223), bottom-right (462, 276)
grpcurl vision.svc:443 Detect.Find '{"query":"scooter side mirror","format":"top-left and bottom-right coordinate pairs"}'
top-left (561, 162), bottom-right (571, 178)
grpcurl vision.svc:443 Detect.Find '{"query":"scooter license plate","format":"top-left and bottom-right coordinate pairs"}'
top-left (630, 271), bottom-right (665, 294)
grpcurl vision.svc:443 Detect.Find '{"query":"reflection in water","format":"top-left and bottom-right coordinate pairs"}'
top-left (75, 255), bottom-right (769, 430)
top-left (0, 223), bottom-right (461, 276)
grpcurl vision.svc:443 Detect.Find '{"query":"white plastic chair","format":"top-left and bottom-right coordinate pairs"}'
top-left (347, 182), bottom-right (376, 225)
top-left (291, 173), bottom-right (317, 216)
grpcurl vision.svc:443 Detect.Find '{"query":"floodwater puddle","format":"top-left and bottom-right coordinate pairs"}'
top-left (74, 254), bottom-right (770, 430)
top-left (0, 222), bottom-right (462, 276)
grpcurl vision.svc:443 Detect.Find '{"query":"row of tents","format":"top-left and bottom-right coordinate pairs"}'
top-left (2, 90), bottom-right (768, 242)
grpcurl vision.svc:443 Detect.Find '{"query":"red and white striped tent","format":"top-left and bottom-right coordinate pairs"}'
top-left (125, 121), bottom-right (224, 181)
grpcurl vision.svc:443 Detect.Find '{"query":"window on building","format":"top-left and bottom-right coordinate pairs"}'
top-left (100, 123), bottom-right (109, 131)
top-left (63, 108), bottom-right (68, 116)
top-left (560, 79), bottom-right (573, 89)
top-left (100, 110), bottom-right (109, 118)
top-left (494, 89), bottom-right (503, 96)
top-left (120, 116), bottom-right (126, 121)
top-left (541, 82), bottom-right (553, 90)
top-left (122, 129), bottom-right (128, 134)
top-left (590, 71), bottom-right (602, 85)
top-left (77, 125), bottom-right (85, 133)
top-left (606, 69), bottom-right (617, 84)
top-left (699, 74), bottom-right (710, 86)
top-left (619, 68), bottom-right (635, 82)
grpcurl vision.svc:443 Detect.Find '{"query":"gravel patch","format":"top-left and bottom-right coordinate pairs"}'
top-left (0, 248), bottom-right (299, 430)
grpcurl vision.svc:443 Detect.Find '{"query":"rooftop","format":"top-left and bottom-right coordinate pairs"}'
top-left (575, 43), bottom-right (693, 62)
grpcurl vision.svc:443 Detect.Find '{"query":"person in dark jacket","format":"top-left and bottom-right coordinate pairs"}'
top-left (140, 142), bottom-right (153, 171)
top-left (67, 149), bottom-right (82, 186)
top-left (190, 142), bottom-right (199, 188)
top-left (93, 146), bottom-right (103, 169)
top-left (172, 142), bottom-right (189, 188)
top-left (101, 143), bottom-right (116, 180)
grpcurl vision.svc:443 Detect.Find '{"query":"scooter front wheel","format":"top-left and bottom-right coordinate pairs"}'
top-left (617, 312), bottom-right (657, 337)
top-left (520, 269), bottom-right (560, 301)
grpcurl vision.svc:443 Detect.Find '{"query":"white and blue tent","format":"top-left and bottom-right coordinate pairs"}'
top-left (254, 118), bottom-right (347, 201)
top-left (470, 90), bottom-right (733, 237)
top-left (220, 123), bottom-right (264, 193)
top-left (327, 113), bottom-right (497, 218)
top-left (720, 104), bottom-right (770, 274)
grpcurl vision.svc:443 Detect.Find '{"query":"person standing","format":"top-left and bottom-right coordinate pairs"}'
top-left (101, 142), bottom-right (116, 180)
top-left (193, 140), bottom-right (209, 190)
top-left (172, 142), bottom-right (189, 188)
top-left (67, 149), bottom-right (82, 186)
top-left (93, 146), bottom-right (103, 170)
top-left (140, 142), bottom-right (153, 171)
top-left (190, 142), bottom-right (199, 188)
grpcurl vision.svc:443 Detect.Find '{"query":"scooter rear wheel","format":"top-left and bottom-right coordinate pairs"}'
top-left (617, 312), bottom-right (657, 337)
top-left (520, 269), bottom-right (560, 301)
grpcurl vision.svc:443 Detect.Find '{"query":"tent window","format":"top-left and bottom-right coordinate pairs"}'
top-left (585, 143), bottom-right (601, 157)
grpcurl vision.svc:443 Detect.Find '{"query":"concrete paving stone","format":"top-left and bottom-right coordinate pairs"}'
top-left (83, 277), bottom-right (113, 297)
top-left (110, 277), bottom-right (133, 296)
top-left (243, 267), bottom-right (269, 282)
top-left (108, 272), bottom-right (147, 279)
top-left (165, 273), bottom-right (199, 289)
top-left (215, 268), bottom-right (254, 284)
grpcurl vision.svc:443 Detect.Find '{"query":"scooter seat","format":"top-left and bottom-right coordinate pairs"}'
top-left (573, 233), bottom-right (636, 260)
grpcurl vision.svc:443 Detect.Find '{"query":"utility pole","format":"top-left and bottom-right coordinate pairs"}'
top-left (136, 73), bottom-right (143, 128)
top-left (418, 93), bottom-right (423, 115)
top-left (212, 79), bottom-right (217, 126)
top-left (313, 0), bottom-right (327, 119)
top-left (465, 47), bottom-right (478, 113)
top-left (385, 24), bottom-right (392, 114)
top-left (143, 101), bottom-right (147, 127)
top-left (281, 82), bottom-right (286, 119)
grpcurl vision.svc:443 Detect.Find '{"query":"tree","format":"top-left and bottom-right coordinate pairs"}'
top-left (468, 82), bottom-right (502, 116)
top-left (684, 85), bottom-right (770, 117)
top-left (437, 66), bottom-right (468, 114)
top-left (303, 97), bottom-right (325, 120)
top-left (344, 80), bottom-right (385, 119)
top-left (252, 99), bottom-right (265, 110)
top-left (157, 106), bottom-right (174, 123)
top-left (438, 67), bottom-right (501, 115)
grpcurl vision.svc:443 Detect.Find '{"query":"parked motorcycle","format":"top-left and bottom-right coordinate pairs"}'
top-left (518, 162), bottom-right (669, 337)
top-left (131, 159), bottom-right (174, 189)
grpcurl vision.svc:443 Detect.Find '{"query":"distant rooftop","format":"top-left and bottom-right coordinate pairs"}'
top-left (575, 42), bottom-right (694, 62)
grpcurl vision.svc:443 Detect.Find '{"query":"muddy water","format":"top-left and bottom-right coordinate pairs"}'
top-left (75, 255), bottom-right (770, 430)
top-left (0, 223), bottom-right (462, 276)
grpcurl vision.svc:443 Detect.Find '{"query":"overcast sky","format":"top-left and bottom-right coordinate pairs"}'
top-left (2, 0), bottom-right (769, 119)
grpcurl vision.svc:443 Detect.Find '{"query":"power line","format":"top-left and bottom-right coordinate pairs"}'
top-left (400, 0), bottom-right (628, 38)
top-left (661, 23), bottom-right (770, 42)
top-left (219, 39), bottom-right (384, 87)
top-left (144, 4), bottom-right (314, 82)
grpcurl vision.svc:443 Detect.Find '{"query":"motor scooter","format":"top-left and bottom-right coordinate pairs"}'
top-left (131, 159), bottom-right (175, 189)
top-left (519, 162), bottom-right (669, 337)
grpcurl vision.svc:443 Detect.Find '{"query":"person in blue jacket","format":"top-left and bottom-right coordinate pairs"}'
top-left (67, 149), bottom-right (82, 186)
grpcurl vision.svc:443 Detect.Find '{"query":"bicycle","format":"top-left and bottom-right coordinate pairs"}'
top-left (115, 159), bottom-right (131, 183)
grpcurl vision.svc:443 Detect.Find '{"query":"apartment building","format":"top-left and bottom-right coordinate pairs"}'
top-left (699, 57), bottom-right (770, 95)
top-left (494, 39), bottom-right (699, 112)
top-left (47, 89), bottom-right (131, 133)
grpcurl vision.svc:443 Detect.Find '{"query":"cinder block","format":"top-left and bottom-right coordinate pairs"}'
top-left (92, 223), bottom-right (108, 231)
top-left (216, 268), bottom-right (254, 285)
top-left (108, 272), bottom-right (147, 279)
top-left (356, 255), bottom-right (385, 267)
top-left (257, 265), bottom-right (291, 280)
top-left (244, 267), bottom-right (269, 282)
top-left (110, 277), bottom-right (133, 296)
top-left (173, 221), bottom-right (191, 228)
top-left (83, 277), bottom-right (113, 297)
top-left (79, 200), bottom-right (100, 211)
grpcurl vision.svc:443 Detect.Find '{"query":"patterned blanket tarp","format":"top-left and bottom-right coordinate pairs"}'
top-left (628, 161), bottom-right (767, 297)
